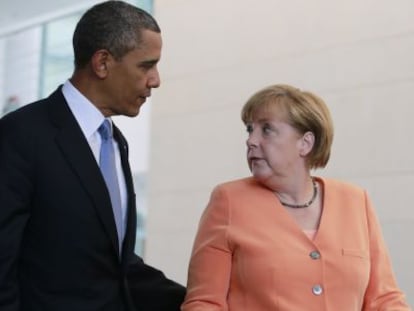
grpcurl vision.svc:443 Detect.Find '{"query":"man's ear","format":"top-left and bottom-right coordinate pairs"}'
top-left (299, 131), bottom-right (315, 157)
top-left (91, 49), bottom-right (111, 79)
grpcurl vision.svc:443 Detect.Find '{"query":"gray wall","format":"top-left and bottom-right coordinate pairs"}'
top-left (146, 0), bottom-right (414, 305)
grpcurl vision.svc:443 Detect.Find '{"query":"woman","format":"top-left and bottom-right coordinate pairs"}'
top-left (181, 84), bottom-right (410, 310)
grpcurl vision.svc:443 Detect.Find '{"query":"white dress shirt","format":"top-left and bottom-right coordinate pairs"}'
top-left (62, 80), bottom-right (128, 229)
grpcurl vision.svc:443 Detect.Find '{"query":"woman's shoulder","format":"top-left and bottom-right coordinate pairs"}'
top-left (214, 176), bottom-right (263, 192)
top-left (316, 176), bottom-right (366, 196)
top-left (211, 177), bottom-right (273, 205)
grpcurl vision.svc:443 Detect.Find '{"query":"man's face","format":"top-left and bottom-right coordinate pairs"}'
top-left (102, 29), bottom-right (162, 117)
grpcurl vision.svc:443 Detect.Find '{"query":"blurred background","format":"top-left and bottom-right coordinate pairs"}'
top-left (1, 0), bottom-right (413, 305)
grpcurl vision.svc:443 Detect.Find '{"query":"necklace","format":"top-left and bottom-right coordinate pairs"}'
top-left (279, 178), bottom-right (318, 208)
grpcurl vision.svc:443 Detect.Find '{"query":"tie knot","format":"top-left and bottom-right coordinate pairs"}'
top-left (98, 119), bottom-right (112, 140)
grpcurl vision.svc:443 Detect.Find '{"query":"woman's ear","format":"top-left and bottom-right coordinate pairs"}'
top-left (299, 131), bottom-right (315, 157)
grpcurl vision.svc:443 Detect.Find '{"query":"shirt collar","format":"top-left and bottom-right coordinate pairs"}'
top-left (61, 80), bottom-right (107, 139)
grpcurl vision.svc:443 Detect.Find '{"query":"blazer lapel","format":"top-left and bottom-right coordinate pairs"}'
top-left (48, 88), bottom-right (120, 254)
top-left (113, 125), bottom-right (137, 261)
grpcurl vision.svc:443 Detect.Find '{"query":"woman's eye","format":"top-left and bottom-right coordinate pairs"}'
top-left (263, 124), bottom-right (272, 134)
top-left (246, 124), bottom-right (253, 133)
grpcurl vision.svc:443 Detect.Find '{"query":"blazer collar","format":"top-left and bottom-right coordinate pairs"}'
top-left (113, 125), bottom-right (137, 261)
top-left (48, 87), bottom-right (121, 255)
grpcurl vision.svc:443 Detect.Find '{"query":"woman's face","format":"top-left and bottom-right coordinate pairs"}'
top-left (245, 105), bottom-right (305, 184)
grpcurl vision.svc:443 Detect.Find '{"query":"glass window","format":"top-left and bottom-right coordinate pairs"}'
top-left (40, 14), bottom-right (79, 97)
top-left (40, 0), bottom-right (154, 97)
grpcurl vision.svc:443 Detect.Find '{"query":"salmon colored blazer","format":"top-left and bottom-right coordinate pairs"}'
top-left (182, 177), bottom-right (411, 311)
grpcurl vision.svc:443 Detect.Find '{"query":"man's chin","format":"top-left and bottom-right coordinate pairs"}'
top-left (123, 105), bottom-right (142, 117)
top-left (126, 110), bottom-right (140, 117)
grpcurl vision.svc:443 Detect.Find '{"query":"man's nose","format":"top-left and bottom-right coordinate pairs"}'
top-left (148, 68), bottom-right (161, 88)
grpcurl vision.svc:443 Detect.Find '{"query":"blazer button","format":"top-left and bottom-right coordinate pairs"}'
top-left (312, 284), bottom-right (323, 296)
top-left (309, 250), bottom-right (321, 260)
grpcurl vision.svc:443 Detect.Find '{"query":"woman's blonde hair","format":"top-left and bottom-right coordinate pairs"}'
top-left (241, 84), bottom-right (334, 169)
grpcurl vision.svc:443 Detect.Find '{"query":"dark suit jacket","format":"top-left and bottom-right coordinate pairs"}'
top-left (0, 87), bottom-right (185, 311)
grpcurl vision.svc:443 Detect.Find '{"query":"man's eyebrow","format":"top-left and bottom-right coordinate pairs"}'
top-left (139, 59), bottom-right (159, 66)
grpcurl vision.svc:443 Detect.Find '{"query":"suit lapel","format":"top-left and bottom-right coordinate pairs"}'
top-left (48, 88), bottom-right (120, 254)
top-left (113, 125), bottom-right (137, 261)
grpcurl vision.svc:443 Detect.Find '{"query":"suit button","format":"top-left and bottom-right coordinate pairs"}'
top-left (309, 250), bottom-right (321, 260)
top-left (312, 284), bottom-right (323, 295)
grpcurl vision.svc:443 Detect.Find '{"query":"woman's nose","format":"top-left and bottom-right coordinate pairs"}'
top-left (246, 133), bottom-right (258, 148)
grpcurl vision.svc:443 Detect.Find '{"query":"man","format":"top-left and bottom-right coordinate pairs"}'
top-left (0, 1), bottom-right (185, 310)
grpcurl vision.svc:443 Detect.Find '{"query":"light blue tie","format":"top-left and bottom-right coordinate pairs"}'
top-left (98, 119), bottom-right (124, 253)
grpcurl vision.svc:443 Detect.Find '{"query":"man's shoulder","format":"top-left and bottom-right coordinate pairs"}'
top-left (1, 87), bottom-right (64, 126)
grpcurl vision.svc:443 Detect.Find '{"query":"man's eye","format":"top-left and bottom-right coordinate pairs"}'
top-left (140, 62), bottom-right (157, 70)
